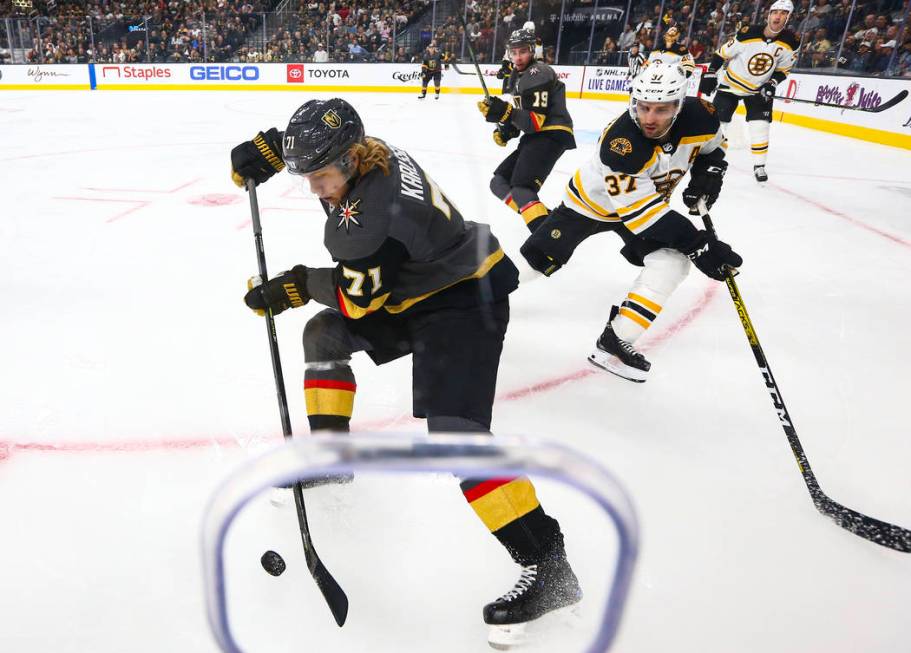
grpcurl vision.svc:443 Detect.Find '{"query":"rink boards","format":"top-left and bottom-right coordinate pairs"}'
top-left (1, 62), bottom-right (909, 148)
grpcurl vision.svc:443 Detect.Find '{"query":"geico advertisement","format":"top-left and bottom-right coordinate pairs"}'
top-left (94, 63), bottom-right (286, 85)
top-left (780, 72), bottom-right (911, 134)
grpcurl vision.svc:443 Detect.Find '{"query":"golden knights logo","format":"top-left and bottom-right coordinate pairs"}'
top-left (322, 109), bottom-right (342, 129)
top-left (336, 198), bottom-right (362, 233)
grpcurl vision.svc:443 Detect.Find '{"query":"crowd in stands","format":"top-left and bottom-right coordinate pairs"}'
top-left (1, 0), bottom-right (908, 76)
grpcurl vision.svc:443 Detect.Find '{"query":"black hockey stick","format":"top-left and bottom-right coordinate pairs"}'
top-left (775, 89), bottom-right (908, 113)
top-left (450, 61), bottom-right (481, 76)
top-left (245, 179), bottom-right (350, 625)
top-left (692, 200), bottom-right (911, 553)
top-left (456, 8), bottom-right (490, 98)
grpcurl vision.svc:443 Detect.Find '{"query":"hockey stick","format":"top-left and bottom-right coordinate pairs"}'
top-left (775, 88), bottom-right (908, 113)
top-left (245, 179), bottom-right (350, 625)
top-left (450, 61), bottom-right (481, 76)
top-left (456, 8), bottom-right (490, 98)
top-left (692, 199), bottom-right (911, 553)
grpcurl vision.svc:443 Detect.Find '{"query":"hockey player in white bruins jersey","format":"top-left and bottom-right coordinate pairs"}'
top-left (520, 63), bottom-right (742, 382)
top-left (646, 26), bottom-right (696, 76)
top-left (699, 0), bottom-right (799, 182)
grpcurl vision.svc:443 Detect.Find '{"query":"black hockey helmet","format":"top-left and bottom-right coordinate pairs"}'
top-left (282, 98), bottom-right (365, 175)
top-left (507, 28), bottom-right (536, 49)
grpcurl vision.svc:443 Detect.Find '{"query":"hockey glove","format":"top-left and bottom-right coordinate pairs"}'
top-left (758, 80), bottom-right (778, 103)
top-left (698, 71), bottom-right (717, 96)
top-left (496, 60), bottom-right (512, 80)
top-left (477, 96), bottom-right (513, 124)
top-left (244, 265), bottom-right (310, 316)
top-left (683, 232), bottom-right (742, 281)
top-left (493, 122), bottom-right (520, 147)
top-left (231, 128), bottom-right (285, 188)
top-left (682, 158), bottom-right (727, 210)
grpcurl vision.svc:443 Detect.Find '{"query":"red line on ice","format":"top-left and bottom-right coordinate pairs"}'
top-left (82, 178), bottom-right (202, 194)
top-left (0, 283), bottom-right (719, 460)
top-left (52, 196), bottom-right (152, 223)
top-left (769, 182), bottom-right (911, 248)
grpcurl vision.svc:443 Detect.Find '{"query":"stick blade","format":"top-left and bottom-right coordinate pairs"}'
top-left (872, 89), bottom-right (908, 113)
top-left (309, 553), bottom-right (350, 626)
top-left (817, 498), bottom-right (911, 553)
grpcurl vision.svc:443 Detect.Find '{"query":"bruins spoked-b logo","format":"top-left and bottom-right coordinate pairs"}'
top-left (610, 137), bottom-right (633, 156)
top-left (322, 109), bottom-right (342, 129)
top-left (747, 53), bottom-right (775, 76)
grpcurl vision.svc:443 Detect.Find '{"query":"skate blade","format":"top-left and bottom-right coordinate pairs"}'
top-left (487, 604), bottom-right (582, 650)
top-left (587, 350), bottom-right (647, 383)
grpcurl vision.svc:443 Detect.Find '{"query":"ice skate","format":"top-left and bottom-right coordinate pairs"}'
top-left (587, 318), bottom-right (650, 383)
top-left (753, 165), bottom-right (768, 182)
top-left (484, 551), bottom-right (582, 650)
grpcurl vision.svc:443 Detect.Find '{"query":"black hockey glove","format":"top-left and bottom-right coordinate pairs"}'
top-left (231, 128), bottom-right (285, 188)
top-left (698, 71), bottom-right (717, 96)
top-left (683, 232), bottom-right (742, 281)
top-left (496, 60), bottom-right (511, 80)
top-left (477, 96), bottom-right (513, 124)
top-left (244, 265), bottom-right (310, 316)
top-left (758, 80), bottom-right (778, 103)
top-left (682, 158), bottom-right (727, 210)
top-left (493, 122), bottom-right (520, 147)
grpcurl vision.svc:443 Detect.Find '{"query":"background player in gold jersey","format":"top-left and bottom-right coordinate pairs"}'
top-left (699, 0), bottom-right (798, 182)
top-left (520, 64), bottom-right (742, 382)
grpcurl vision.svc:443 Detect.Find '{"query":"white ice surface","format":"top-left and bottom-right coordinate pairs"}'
top-left (1, 90), bottom-right (910, 653)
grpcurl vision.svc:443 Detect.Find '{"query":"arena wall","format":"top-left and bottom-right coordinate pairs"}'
top-left (2, 62), bottom-right (909, 149)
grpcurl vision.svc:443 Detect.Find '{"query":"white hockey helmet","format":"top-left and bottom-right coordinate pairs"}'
top-left (767, 0), bottom-right (793, 33)
top-left (769, 0), bottom-right (794, 13)
top-left (523, 21), bottom-right (535, 32)
top-left (628, 62), bottom-right (689, 136)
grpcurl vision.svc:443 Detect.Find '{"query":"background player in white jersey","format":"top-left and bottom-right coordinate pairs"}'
top-left (699, 0), bottom-right (798, 182)
top-left (519, 64), bottom-right (742, 382)
top-left (646, 26), bottom-right (696, 76)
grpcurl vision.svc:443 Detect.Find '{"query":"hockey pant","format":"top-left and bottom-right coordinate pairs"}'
top-left (713, 89), bottom-right (772, 165)
top-left (301, 303), bottom-right (565, 565)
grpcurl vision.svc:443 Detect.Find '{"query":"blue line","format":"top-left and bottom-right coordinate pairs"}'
top-left (88, 63), bottom-right (96, 90)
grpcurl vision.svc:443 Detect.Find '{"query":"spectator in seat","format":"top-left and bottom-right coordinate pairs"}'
top-left (618, 23), bottom-right (636, 51)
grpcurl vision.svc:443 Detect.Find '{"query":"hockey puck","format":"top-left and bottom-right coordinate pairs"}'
top-left (260, 550), bottom-right (286, 576)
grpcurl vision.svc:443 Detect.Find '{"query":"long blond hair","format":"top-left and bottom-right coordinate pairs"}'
top-left (350, 137), bottom-right (391, 177)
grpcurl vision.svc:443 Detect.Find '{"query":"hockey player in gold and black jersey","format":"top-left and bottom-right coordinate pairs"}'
top-left (496, 20), bottom-right (543, 93)
top-left (418, 41), bottom-right (450, 100)
top-left (699, 0), bottom-right (799, 182)
top-left (479, 27), bottom-right (575, 233)
top-left (229, 98), bottom-right (581, 649)
top-left (520, 64), bottom-right (742, 382)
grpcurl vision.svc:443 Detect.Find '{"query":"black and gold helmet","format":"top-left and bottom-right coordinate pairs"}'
top-left (282, 98), bottom-right (365, 175)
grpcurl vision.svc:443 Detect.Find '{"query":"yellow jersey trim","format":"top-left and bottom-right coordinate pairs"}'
top-left (383, 248), bottom-right (505, 314)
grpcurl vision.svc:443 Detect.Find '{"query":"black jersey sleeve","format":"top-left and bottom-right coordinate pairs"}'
top-left (333, 238), bottom-right (408, 319)
top-left (597, 114), bottom-right (655, 175)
